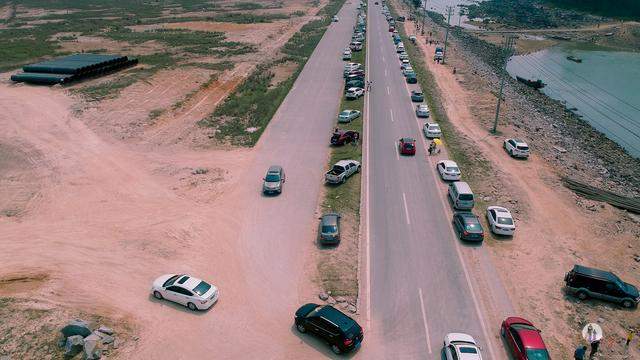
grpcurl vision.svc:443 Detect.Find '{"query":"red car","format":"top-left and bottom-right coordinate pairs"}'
top-left (388, 26), bottom-right (395, 32)
top-left (501, 317), bottom-right (550, 360)
top-left (398, 138), bottom-right (416, 155)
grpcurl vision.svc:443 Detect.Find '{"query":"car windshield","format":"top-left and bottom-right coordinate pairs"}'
top-left (525, 349), bottom-right (550, 360)
top-left (517, 145), bottom-right (529, 151)
top-left (446, 167), bottom-right (459, 173)
top-left (429, 126), bottom-right (440, 131)
top-left (340, 111), bottom-right (350, 116)
top-left (405, 143), bottom-right (415, 149)
top-left (163, 274), bottom-right (182, 287)
top-left (414, 92), bottom-right (422, 95)
top-left (459, 346), bottom-right (478, 354)
top-left (322, 225), bottom-right (338, 233)
top-left (497, 217), bottom-right (513, 225)
top-left (192, 281), bottom-right (212, 296)
top-left (265, 174), bottom-right (280, 182)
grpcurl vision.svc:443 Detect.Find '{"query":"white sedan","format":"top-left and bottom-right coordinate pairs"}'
top-left (444, 333), bottom-right (483, 360)
top-left (345, 87), bottom-right (364, 100)
top-left (423, 122), bottom-right (441, 138)
top-left (486, 206), bottom-right (516, 235)
top-left (151, 274), bottom-right (219, 311)
top-left (436, 160), bottom-right (461, 181)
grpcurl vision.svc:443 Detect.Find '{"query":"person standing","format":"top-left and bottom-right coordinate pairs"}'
top-left (626, 328), bottom-right (634, 347)
top-left (589, 340), bottom-right (600, 358)
top-left (574, 345), bottom-right (587, 360)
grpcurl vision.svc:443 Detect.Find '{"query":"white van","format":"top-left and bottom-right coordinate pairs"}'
top-left (448, 181), bottom-right (474, 210)
top-left (396, 44), bottom-right (405, 53)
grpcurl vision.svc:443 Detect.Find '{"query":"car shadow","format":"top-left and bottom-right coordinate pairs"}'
top-left (498, 332), bottom-right (517, 360)
top-left (488, 232), bottom-right (514, 242)
top-left (560, 288), bottom-right (635, 311)
top-left (290, 325), bottom-right (359, 359)
top-left (147, 294), bottom-right (214, 315)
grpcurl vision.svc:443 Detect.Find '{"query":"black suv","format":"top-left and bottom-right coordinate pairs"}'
top-left (564, 265), bottom-right (639, 308)
top-left (294, 303), bottom-right (364, 354)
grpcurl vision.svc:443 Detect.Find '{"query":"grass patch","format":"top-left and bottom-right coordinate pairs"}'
top-left (210, 12), bottom-right (290, 24)
top-left (0, 0), bottom-right (252, 71)
top-left (72, 52), bottom-right (175, 101)
top-left (148, 108), bottom-right (165, 120)
top-left (200, 0), bottom-right (347, 146)
top-left (317, 19), bottom-right (367, 298)
top-left (184, 61), bottom-right (235, 71)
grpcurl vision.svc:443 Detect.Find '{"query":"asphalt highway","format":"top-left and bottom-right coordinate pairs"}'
top-left (363, 4), bottom-right (502, 359)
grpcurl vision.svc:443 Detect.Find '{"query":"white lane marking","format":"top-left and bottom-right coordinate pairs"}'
top-left (365, 3), bottom-right (372, 332)
top-left (385, 68), bottom-right (388, 77)
top-left (402, 192), bottom-right (410, 225)
top-left (417, 114), bottom-right (499, 360)
top-left (382, 55), bottom-right (386, 63)
top-left (386, 86), bottom-right (390, 95)
top-left (389, 108), bottom-right (394, 122)
top-left (418, 288), bottom-right (433, 354)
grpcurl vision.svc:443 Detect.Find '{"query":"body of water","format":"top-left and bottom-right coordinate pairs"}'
top-left (507, 44), bottom-right (640, 158)
top-left (420, 0), bottom-right (478, 29)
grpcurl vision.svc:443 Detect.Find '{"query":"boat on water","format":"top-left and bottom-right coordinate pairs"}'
top-left (567, 55), bottom-right (582, 63)
top-left (516, 76), bottom-right (546, 89)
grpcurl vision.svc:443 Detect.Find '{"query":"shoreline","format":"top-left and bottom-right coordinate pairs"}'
top-left (443, 25), bottom-right (640, 198)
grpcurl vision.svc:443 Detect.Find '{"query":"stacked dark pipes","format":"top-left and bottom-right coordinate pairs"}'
top-left (11, 54), bottom-right (138, 85)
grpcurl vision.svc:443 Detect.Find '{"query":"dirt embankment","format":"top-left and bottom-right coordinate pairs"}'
top-left (395, 0), bottom-right (640, 357)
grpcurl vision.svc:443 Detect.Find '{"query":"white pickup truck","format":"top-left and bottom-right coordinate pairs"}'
top-left (325, 160), bottom-right (361, 184)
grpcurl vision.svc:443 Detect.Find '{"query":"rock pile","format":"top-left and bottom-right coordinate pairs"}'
top-left (58, 320), bottom-right (120, 359)
top-left (319, 291), bottom-right (358, 314)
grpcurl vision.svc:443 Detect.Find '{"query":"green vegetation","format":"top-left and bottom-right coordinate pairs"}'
top-left (319, 18), bottom-right (367, 298)
top-left (72, 53), bottom-right (175, 101)
top-left (391, 1), bottom-right (491, 182)
top-left (232, 2), bottom-right (265, 10)
top-left (148, 108), bottom-right (165, 120)
top-left (210, 12), bottom-right (290, 24)
top-left (545, 0), bottom-right (640, 20)
top-left (201, 0), bottom-right (347, 146)
top-left (0, 0), bottom-right (255, 71)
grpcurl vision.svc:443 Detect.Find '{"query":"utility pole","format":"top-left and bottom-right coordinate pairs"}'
top-left (457, 7), bottom-right (462, 27)
top-left (442, 6), bottom-right (453, 64)
top-left (492, 35), bottom-right (516, 134)
top-left (421, 0), bottom-right (427, 35)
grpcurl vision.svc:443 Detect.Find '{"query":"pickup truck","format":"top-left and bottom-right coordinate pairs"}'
top-left (325, 160), bottom-right (361, 184)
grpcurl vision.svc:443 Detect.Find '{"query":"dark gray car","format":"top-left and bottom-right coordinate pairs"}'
top-left (263, 165), bottom-right (285, 195)
top-left (319, 213), bottom-right (341, 245)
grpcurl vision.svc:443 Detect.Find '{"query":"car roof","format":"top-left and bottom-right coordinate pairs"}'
top-left (267, 165), bottom-right (282, 173)
top-left (335, 159), bottom-right (356, 166)
top-left (418, 104), bottom-right (429, 109)
top-left (512, 325), bottom-right (546, 350)
top-left (572, 265), bottom-right (617, 281)
top-left (401, 137), bottom-right (416, 142)
top-left (488, 206), bottom-right (511, 215)
top-left (347, 87), bottom-right (361, 91)
top-left (426, 122), bottom-right (439, 126)
top-left (451, 181), bottom-right (472, 193)
top-left (317, 305), bottom-right (356, 331)
top-left (440, 160), bottom-right (458, 167)
top-left (176, 275), bottom-right (203, 291)
top-left (511, 138), bottom-right (527, 144)
top-left (412, 90), bottom-right (422, 93)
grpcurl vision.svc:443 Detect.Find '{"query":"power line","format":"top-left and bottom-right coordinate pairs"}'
top-left (514, 57), bottom-right (640, 153)
top-left (520, 56), bottom-right (640, 140)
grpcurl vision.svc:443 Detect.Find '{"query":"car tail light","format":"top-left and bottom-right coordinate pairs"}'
top-left (344, 338), bottom-right (353, 346)
top-left (463, 231), bottom-right (469, 236)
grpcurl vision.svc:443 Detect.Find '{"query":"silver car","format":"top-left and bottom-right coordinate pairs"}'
top-left (263, 165), bottom-right (285, 194)
top-left (416, 104), bottom-right (430, 118)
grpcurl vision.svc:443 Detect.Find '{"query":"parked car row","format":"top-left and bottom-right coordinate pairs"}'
top-left (293, 6), bottom-right (368, 354)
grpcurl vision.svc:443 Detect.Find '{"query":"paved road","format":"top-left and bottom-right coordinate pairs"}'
top-left (226, 1), bottom-right (363, 358)
top-left (362, 4), bottom-right (508, 359)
